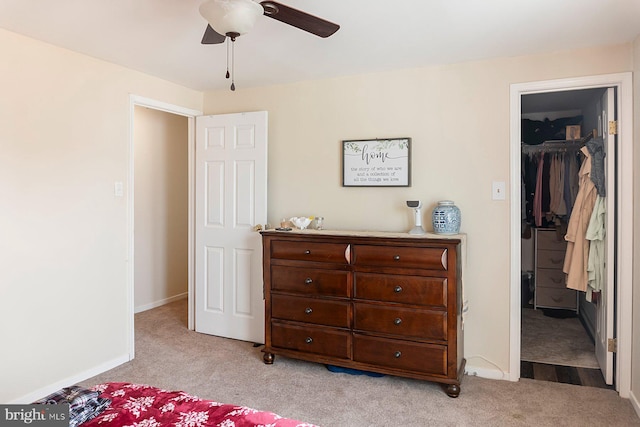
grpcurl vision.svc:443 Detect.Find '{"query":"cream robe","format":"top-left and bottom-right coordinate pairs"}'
top-left (586, 195), bottom-right (606, 299)
top-left (563, 147), bottom-right (597, 292)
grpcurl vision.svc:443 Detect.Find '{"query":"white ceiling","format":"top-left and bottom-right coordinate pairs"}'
top-left (1, 0), bottom-right (639, 92)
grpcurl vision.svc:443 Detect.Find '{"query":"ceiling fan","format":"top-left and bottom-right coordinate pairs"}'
top-left (199, 0), bottom-right (340, 90)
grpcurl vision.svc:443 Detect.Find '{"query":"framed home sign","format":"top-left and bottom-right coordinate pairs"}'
top-left (342, 138), bottom-right (411, 187)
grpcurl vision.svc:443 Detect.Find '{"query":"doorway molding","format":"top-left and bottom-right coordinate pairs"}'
top-left (509, 73), bottom-right (633, 397)
top-left (127, 95), bottom-right (202, 360)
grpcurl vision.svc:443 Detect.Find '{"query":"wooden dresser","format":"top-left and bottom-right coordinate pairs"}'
top-left (261, 230), bottom-right (465, 397)
top-left (534, 228), bottom-right (577, 311)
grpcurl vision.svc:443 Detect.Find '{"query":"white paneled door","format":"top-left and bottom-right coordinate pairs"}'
top-left (595, 88), bottom-right (615, 385)
top-left (195, 111), bottom-right (267, 343)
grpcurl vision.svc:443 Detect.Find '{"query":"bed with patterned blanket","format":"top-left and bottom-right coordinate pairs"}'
top-left (35, 382), bottom-right (316, 427)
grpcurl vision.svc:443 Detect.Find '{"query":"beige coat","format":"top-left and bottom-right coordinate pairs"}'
top-left (563, 147), bottom-right (597, 292)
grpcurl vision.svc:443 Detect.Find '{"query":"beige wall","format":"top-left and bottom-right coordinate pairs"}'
top-left (632, 34), bottom-right (640, 411)
top-left (133, 107), bottom-right (188, 312)
top-left (0, 23), bottom-right (636, 405)
top-left (0, 29), bottom-right (202, 402)
top-left (203, 44), bottom-right (633, 377)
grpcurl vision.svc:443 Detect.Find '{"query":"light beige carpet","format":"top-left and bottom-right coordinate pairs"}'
top-left (78, 300), bottom-right (639, 426)
top-left (521, 308), bottom-right (599, 369)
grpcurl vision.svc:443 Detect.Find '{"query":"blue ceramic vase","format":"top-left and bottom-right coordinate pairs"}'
top-left (432, 200), bottom-right (461, 234)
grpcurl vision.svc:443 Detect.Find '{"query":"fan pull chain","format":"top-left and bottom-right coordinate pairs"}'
top-left (225, 38), bottom-right (230, 79)
top-left (230, 39), bottom-right (236, 91)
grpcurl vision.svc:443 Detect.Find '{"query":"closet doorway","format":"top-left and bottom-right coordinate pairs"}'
top-left (509, 73), bottom-right (633, 398)
top-left (519, 87), bottom-right (610, 387)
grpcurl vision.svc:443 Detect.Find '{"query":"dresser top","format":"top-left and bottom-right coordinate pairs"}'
top-left (261, 228), bottom-right (465, 244)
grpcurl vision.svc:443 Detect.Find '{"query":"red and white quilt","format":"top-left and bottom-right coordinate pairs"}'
top-left (82, 382), bottom-right (317, 427)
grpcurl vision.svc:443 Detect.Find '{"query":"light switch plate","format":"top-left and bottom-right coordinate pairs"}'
top-left (492, 181), bottom-right (506, 200)
top-left (114, 181), bottom-right (124, 197)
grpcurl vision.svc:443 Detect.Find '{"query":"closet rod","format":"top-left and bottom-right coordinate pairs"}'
top-left (521, 130), bottom-right (594, 154)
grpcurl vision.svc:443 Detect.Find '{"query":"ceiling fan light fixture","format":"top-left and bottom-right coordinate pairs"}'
top-left (198, 0), bottom-right (340, 91)
top-left (199, 0), bottom-right (264, 36)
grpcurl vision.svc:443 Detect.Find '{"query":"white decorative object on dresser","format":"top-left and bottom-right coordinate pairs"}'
top-left (534, 228), bottom-right (578, 311)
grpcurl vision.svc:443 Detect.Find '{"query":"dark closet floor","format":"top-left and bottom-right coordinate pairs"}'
top-left (520, 360), bottom-right (613, 389)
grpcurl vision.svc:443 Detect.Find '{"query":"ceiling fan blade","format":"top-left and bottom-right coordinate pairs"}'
top-left (260, 1), bottom-right (339, 38)
top-left (201, 24), bottom-right (226, 44)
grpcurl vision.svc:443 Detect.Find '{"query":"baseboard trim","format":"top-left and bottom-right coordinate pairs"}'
top-left (135, 292), bottom-right (188, 313)
top-left (8, 354), bottom-right (130, 404)
top-left (630, 389), bottom-right (640, 419)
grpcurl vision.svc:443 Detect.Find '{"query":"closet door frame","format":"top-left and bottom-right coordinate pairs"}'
top-left (508, 73), bottom-right (633, 397)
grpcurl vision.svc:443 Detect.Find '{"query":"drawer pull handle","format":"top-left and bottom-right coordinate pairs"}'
top-left (304, 277), bottom-right (313, 285)
top-left (304, 250), bottom-right (311, 255)
top-left (394, 351), bottom-right (402, 358)
top-left (305, 337), bottom-right (313, 344)
top-left (394, 285), bottom-right (403, 293)
top-left (551, 277), bottom-right (562, 284)
top-left (304, 307), bottom-right (313, 315)
top-left (551, 296), bottom-right (562, 303)
top-left (549, 258), bottom-right (563, 265)
top-left (393, 255), bottom-right (401, 261)
top-left (394, 318), bottom-right (402, 325)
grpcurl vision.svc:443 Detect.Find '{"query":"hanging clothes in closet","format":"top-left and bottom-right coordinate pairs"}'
top-left (563, 145), bottom-right (597, 292)
top-left (563, 137), bottom-right (606, 301)
top-left (521, 147), bottom-right (581, 230)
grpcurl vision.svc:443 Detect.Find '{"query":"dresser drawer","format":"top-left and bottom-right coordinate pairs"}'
top-left (536, 230), bottom-right (567, 250)
top-left (353, 334), bottom-right (447, 376)
top-left (352, 245), bottom-right (447, 270)
top-left (271, 265), bottom-right (349, 297)
top-left (536, 249), bottom-right (565, 270)
top-left (270, 241), bottom-right (348, 264)
top-left (535, 287), bottom-right (577, 309)
top-left (272, 294), bottom-right (350, 328)
top-left (271, 322), bottom-right (350, 359)
top-left (353, 303), bottom-right (447, 341)
top-left (354, 272), bottom-right (447, 308)
top-left (535, 269), bottom-right (565, 289)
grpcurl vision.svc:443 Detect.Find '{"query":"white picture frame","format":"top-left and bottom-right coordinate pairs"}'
top-left (342, 138), bottom-right (411, 187)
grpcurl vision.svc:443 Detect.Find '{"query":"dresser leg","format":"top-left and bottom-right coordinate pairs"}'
top-left (444, 383), bottom-right (460, 398)
top-left (263, 352), bottom-right (275, 365)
